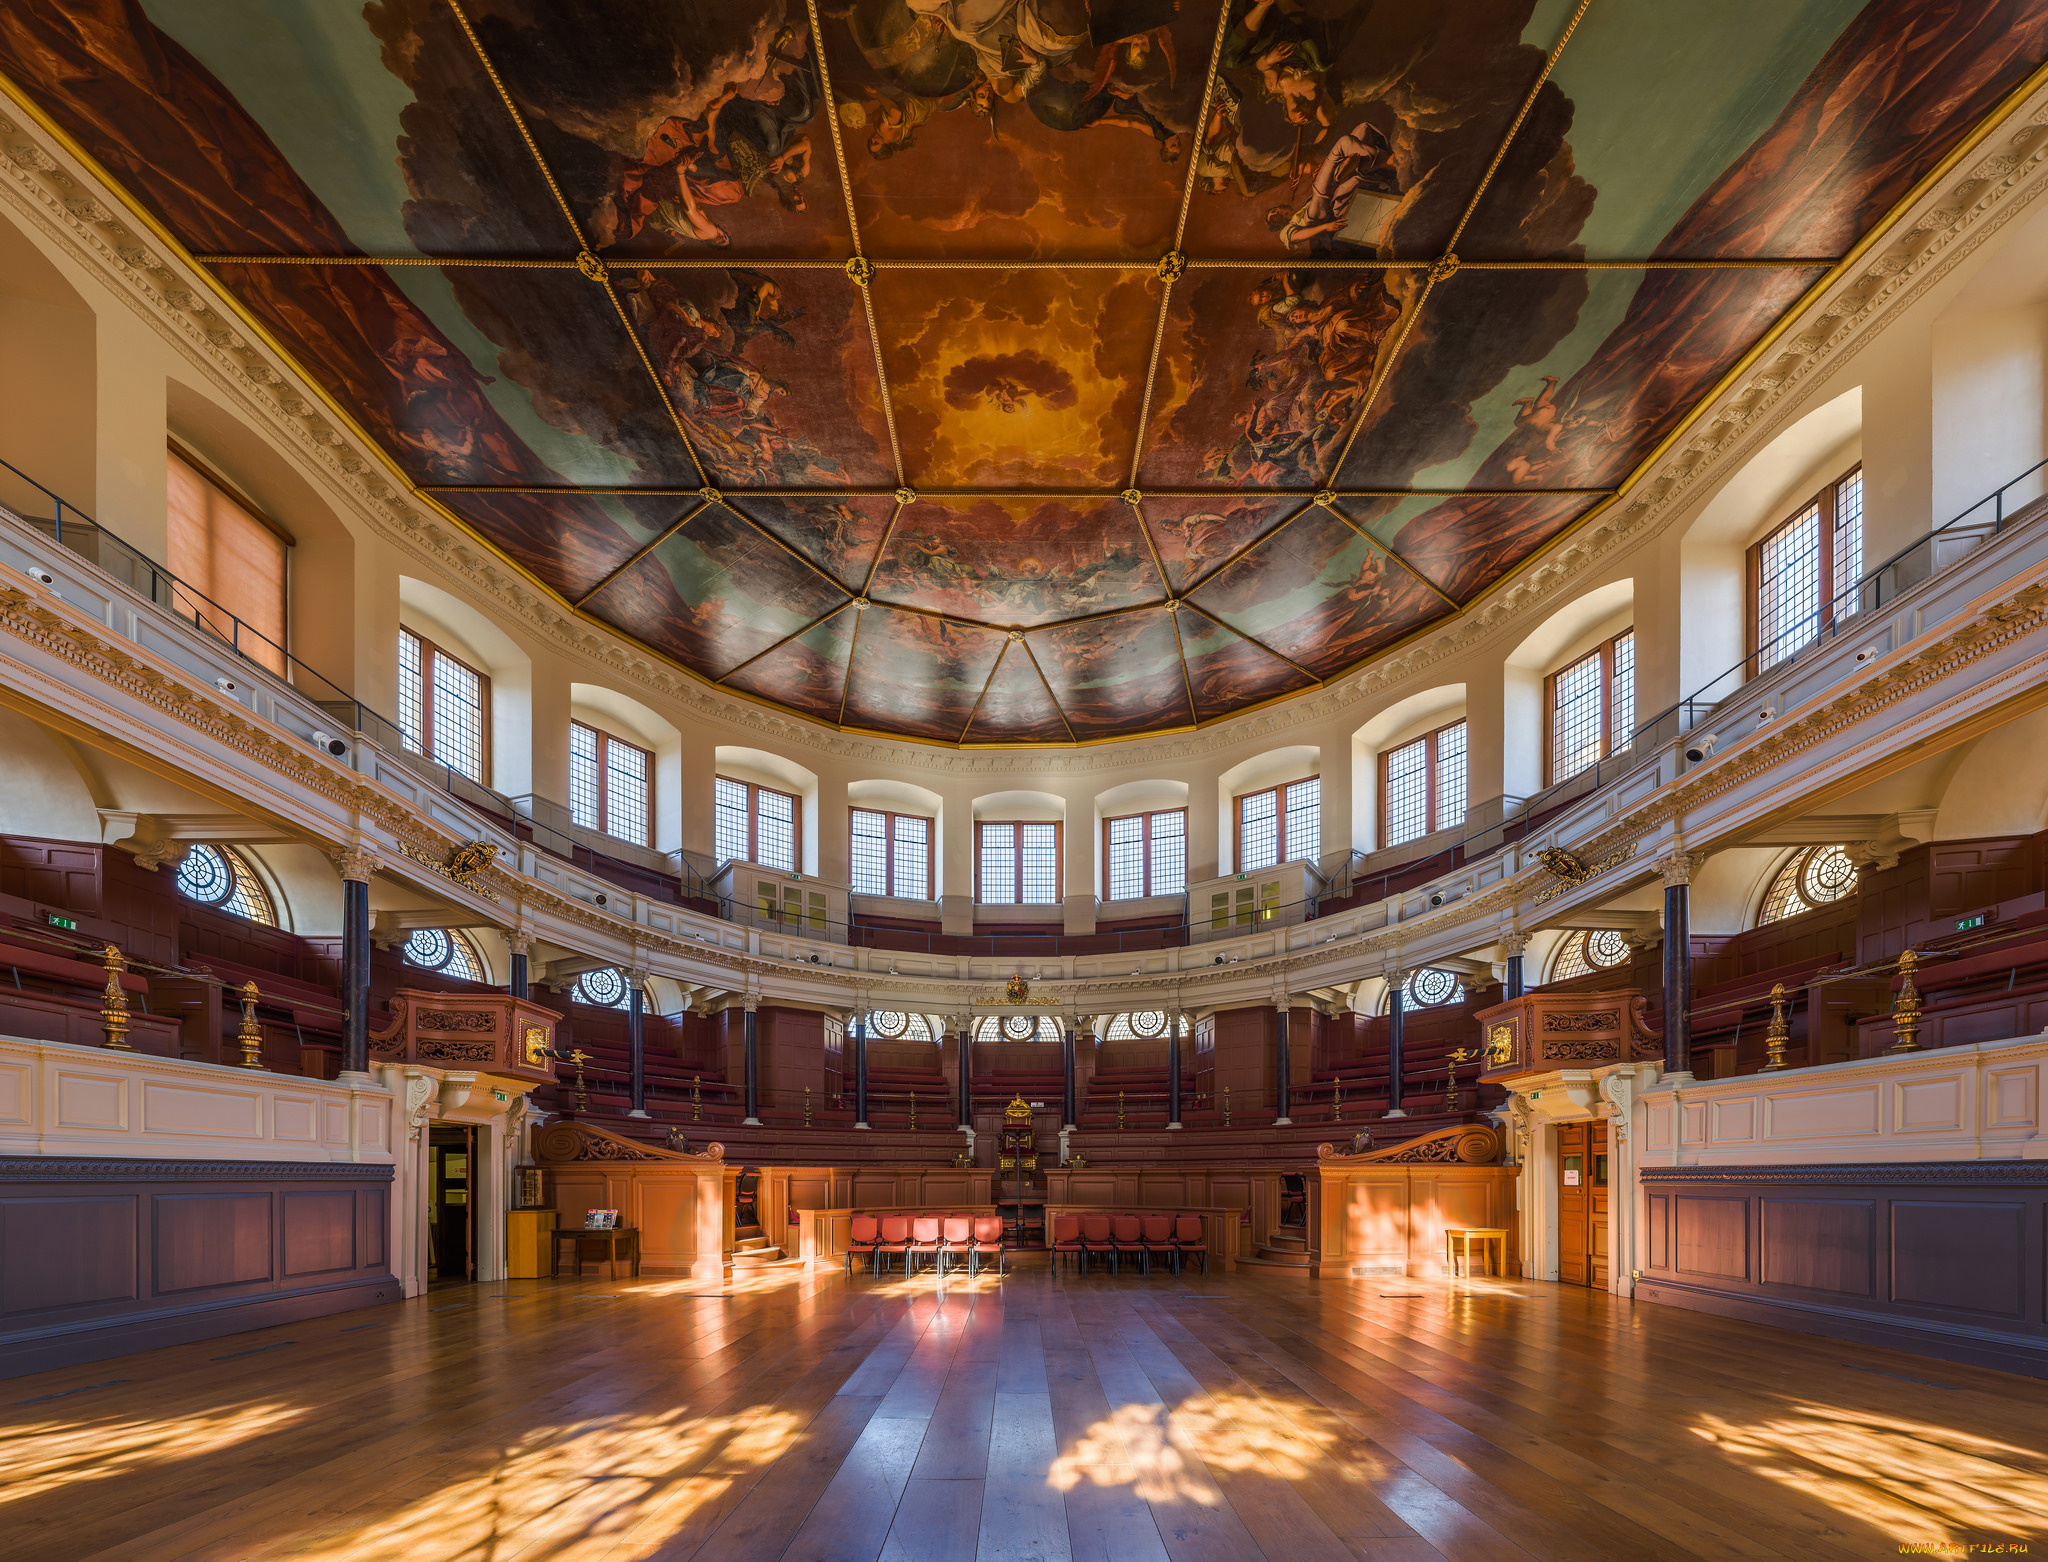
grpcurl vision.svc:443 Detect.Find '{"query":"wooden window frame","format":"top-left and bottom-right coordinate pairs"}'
top-left (1232, 775), bottom-right (1320, 873)
top-left (570, 719), bottom-right (654, 846)
top-left (716, 775), bottom-right (802, 872)
top-left (1746, 463), bottom-right (1864, 677)
top-left (1101, 807), bottom-right (1189, 902)
top-left (975, 819), bottom-right (1063, 906)
top-left (399, 626), bottom-right (491, 785)
top-left (1543, 628), bottom-right (1634, 787)
top-left (848, 806), bottom-right (936, 901)
top-left (1377, 719), bottom-right (1466, 848)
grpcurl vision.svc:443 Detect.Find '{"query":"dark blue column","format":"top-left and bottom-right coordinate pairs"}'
top-left (1061, 1024), bottom-right (1076, 1128)
top-left (956, 1021), bottom-right (972, 1128)
top-left (1274, 1003), bottom-right (1292, 1125)
top-left (1386, 975), bottom-right (1407, 1117)
top-left (1167, 1008), bottom-right (1183, 1129)
top-left (627, 977), bottom-right (647, 1117)
top-left (340, 875), bottom-right (371, 1080)
top-left (743, 1003), bottom-right (761, 1123)
top-left (1506, 940), bottom-right (1525, 1000)
top-left (853, 1012), bottom-right (869, 1128)
top-left (1664, 876), bottom-right (1693, 1078)
top-left (509, 937), bottom-right (529, 999)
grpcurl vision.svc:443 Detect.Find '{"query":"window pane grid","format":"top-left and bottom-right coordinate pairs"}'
top-left (429, 651), bottom-right (484, 781)
top-left (604, 738), bottom-right (650, 846)
top-left (398, 630), bottom-right (424, 754)
top-left (1551, 649), bottom-right (1604, 782)
top-left (714, 777), bottom-right (751, 864)
top-left (569, 722), bottom-right (601, 831)
top-left (1433, 723), bottom-right (1467, 833)
top-left (755, 788), bottom-right (796, 872)
top-left (1758, 504), bottom-right (1822, 670)
top-left (1107, 815), bottom-right (1145, 901)
top-left (1832, 469), bottom-right (1864, 622)
top-left (891, 814), bottom-right (929, 899)
top-left (1609, 633), bottom-right (1635, 753)
top-left (1239, 788), bottom-right (1279, 871)
top-left (1021, 823), bottom-right (1058, 904)
top-left (1147, 810), bottom-right (1185, 896)
top-left (1284, 777), bottom-right (1320, 864)
top-left (980, 823), bottom-right (1016, 903)
top-left (1384, 738), bottom-right (1429, 847)
top-left (850, 809), bottom-right (888, 896)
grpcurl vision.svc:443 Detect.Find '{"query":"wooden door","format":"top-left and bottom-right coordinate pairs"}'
top-left (1557, 1122), bottom-right (1589, 1285)
top-left (1556, 1121), bottom-right (1611, 1288)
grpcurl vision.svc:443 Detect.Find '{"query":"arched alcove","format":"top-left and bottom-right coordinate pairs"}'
top-left (1216, 746), bottom-right (1320, 874)
top-left (1503, 581), bottom-right (1634, 800)
top-left (1092, 778), bottom-right (1189, 901)
top-left (848, 777), bottom-right (944, 899)
top-left (398, 575), bottom-right (533, 794)
top-left (1350, 685), bottom-right (1466, 854)
top-left (571, 683), bottom-right (683, 852)
top-left (0, 218), bottom-right (95, 521)
top-left (716, 745), bottom-right (821, 874)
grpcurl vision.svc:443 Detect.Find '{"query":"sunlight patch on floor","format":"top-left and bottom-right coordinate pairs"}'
top-left (1692, 1402), bottom-right (2048, 1541)
top-left (0, 1400), bottom-right (304, 1504)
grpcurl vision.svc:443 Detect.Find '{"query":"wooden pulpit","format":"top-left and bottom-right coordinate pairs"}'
top-left (1472, 989), bottom-right (1659, 1083)
top-left (369, 988), bottom-right (559, 1084)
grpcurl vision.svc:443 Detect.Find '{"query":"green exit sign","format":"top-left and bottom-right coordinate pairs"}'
top-left (44, 913), bottom-right (77, 930)
top-left (1956, 913), bottom-right (1987, 931)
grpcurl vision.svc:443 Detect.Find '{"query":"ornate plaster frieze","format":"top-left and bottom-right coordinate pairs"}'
top-left (6, 77), bottom-right (2048, 773)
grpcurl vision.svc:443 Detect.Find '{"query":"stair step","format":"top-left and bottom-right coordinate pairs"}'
top-left (729, 1246), bottom-right (786, 1265)
top-left (735, 1236), bottom-right (770, 1252)
top-left (1242, 1252), bottom-right (1315, 1269)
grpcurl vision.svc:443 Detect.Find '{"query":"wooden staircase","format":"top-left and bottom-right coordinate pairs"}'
top-left (1243, 1229), bottom-right (1313, 1270)
top-left (729, 1222), bottom-right (792, 1269)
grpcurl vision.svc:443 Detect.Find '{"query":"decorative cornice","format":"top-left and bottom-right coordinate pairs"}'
top-left (5, 78), bottom-right (2048, 769)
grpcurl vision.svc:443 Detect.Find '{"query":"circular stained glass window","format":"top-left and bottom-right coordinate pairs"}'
top-left (869, 1011), bottom-right (909, 1038)
top-left (1002, 1014), bottom-right (1036, 1040)
top-left (176, 843), bottom-right (233, 906)
top-left (574, 967), bottom-right (627, 1008)
top-left (1586, 929), bottom-right (1630, 968)
top-left (1129, 1011), bottom-right (1167, 1037)
top-left (1406, 968), bottom-right (1462, 1007)
top-left (1803, 844), bottom-right (1857, 904)
top-left (404, 928), bottom-right (453, 971)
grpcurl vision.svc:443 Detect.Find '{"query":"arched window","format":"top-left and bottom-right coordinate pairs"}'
top-left (176, 844), bottom-right (275, 926)
top-left (973, 1015), bottom-right (1059, 1042)
top-left (1549, 929), bottom-right (1631, 982)
top-left (402, 928), bottom-right (487, 983)
top-left (1758, 845), bottom-right (1857, 925)
top-left (1103, 1010), bottom-right (1190, 1040)
top-left (1401, 968), bottom-right (1466, 1009)
top-left (868, 1010), bottom-right (934, 1042)
top-left (571, 967), bottom-right (633, 1009)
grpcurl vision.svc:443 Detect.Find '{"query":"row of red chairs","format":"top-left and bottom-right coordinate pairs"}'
top-left (1051, 1213), bottom-right (1207, 1277)
top-left (846, 1213), bottom-right (1005, 1278)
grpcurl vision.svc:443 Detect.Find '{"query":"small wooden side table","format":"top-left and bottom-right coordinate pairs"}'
top-left (1444, 1226), bottom-right (1508, 1278)
top-left (553, 1226), bottom-right (640, 1281)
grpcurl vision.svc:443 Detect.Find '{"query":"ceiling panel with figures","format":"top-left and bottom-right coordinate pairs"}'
top-left (4, 0), bottom-right (2044, 742)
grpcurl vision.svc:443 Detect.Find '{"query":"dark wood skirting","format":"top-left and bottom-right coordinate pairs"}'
top-left (0, 1155), bottom-right (397, 1379)
top-left (1637, 1160), bottom-right (2048, 1379)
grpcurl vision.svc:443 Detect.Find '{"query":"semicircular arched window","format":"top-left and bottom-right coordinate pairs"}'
top-left (402, 928), bottom-right (487, 983)
top-left (1103, 1010), bottom-right (1189, 1040)
top-left (1549, 929), bottom-right (1631, 982)
top-left (869, 1011), bottom-right (933, 1042)
top-left (1758, 844), bottom-right (1857, 926)
top-left (571, 967), bottom-right (632, 1009)
top-left (175, 844), bottom-right (275, 926)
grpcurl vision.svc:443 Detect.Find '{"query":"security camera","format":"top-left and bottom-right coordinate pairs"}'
top-left (28, 567), bottom-right (53, 586)
top-left (213, 676), bottom-right (238, 695)
top-left (1213, 955), bottom-right (1225, 966)
top-left (1684, 732), bottom-right (1718, 764)
top-left (310, 729), bottom-right (349, 757)
top-left (591, 892), bottom-right (608, 908)
top-left (1853, 644), bottom-right (1881, 663)
top-left (1428, 889), bottom-right (1464, 909)
top-left (806, 952), bottom-right (822, 965)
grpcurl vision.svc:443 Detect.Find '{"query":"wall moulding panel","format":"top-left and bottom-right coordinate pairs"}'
top-left (0, 1036), bottom-right (394, 1163)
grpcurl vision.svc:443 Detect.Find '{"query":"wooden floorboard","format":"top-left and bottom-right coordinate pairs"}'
top-left (1, 1265), bottom-right (2040, 1562)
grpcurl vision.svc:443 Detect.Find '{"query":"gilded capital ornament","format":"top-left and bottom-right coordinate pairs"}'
top-left (1655, 850), bottom-right (1700, 889)
top-left (328, 844), bottom-right (379, 884)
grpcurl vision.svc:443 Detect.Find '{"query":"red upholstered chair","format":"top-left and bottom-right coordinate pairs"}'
top-left (940, 1213), bottom-right (974, 1274)
top-left (876, 1214), bottom-right (912, 1276)
top-left (847, 1213), bottom-right (879, 1277)
top-left (1112, 1214), bottom-right (1148, 1276)
top-left (1080, 1213), bottom-right (1116, 1276)
top-left (1141, 1214), bottom-right (1178, 1276)
top-left (1173, 1214), bottom-right (1208, 1276)
top-left (1049, 1214), bottom-right (1084, 1275)
top-left (906, 1214), bottom-right (943, 1276)
top-left (969, 1213), bottom-right (1005, 1276)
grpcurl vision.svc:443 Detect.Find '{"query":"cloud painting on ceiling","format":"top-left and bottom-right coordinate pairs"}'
top-left (3, 0), bottom-right (2043, 741)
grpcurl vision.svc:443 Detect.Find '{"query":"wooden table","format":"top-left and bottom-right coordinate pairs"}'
top-left (552, 1226), bottom-right (640, 1280)
top-left (1444, 1226), bottom-right (1509, 1278)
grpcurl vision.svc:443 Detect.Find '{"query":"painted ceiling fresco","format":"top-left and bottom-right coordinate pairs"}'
top-left (4, 0), bottom-right (2046, 743)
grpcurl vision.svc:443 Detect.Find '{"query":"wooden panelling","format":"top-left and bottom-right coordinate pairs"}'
top-left (1315, 1159), bottom-right (1517, 1278)
top-left (0, 1158), bottom-right (395, 1378)
top-left (1929, 837), bottom-right (2032, 918)
top-left (1759, 1198), bottom-right (1873, 1296)
top-left (1640, 1164), bottom-right (2048, 1377)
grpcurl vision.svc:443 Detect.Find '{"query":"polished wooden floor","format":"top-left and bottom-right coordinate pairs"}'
top-left (4, 1259), bottom-right (2043, 1562)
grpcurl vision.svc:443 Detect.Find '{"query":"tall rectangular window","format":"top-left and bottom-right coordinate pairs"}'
top-left (166, 447), bottom-right (289, 676)
top-left (1235, 776), bottom-right (1321, 871)
top-left (1752, 465), bottom-right (1863, 673)
top-left (1546, 630), bottom-right (1634, 786)
top-left (1379, 720), bottom-right (1468, 848)
top-left (1104, 808), bottom-right (1187, 900)
top-left (978, 821), bottom-right (1061, 905)
top-left (850, 808), bottom-right (933, 899)
top-left (397, 627), bottom-right (488, 784)
top-left (569, 720), bottom-right (653, 846)
top-left (714, 776), bottom-right (799, 871)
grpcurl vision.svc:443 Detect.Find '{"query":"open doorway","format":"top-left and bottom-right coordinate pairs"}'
top-left (1556, 1120), bottom-right (1610, 1287)
top-left (428, 1123), bottom-right (476, 1285)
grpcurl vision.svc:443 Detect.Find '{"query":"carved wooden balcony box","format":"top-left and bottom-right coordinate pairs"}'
top-left (1472, 989), bottom-right (1659, 1082)
top-left (369, 988), bottom-right (559, 1083)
